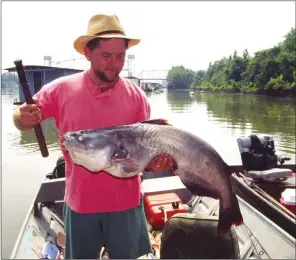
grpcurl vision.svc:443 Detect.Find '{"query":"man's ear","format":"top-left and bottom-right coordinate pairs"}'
top-left (84, 46), bottom-right (91, 61)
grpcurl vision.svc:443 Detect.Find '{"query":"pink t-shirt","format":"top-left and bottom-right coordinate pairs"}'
top-left (34, 71), bottom-right (151, 213)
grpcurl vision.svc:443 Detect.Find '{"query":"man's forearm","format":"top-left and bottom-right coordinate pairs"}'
top-left (13, 108), bottom-right (34, 131)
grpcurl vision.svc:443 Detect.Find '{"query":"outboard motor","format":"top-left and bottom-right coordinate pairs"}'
top-left (277, 155), bottom-right (291, 166)
top-left (52, 155), bottom-right (65, 179)
top-left (238, 134), bottom-right (293, 182)
top-left (242, 134), bottom-right (278, 171)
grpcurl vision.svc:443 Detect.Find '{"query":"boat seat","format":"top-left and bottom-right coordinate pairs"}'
top-left (160, 213), bottom-right (240, 259)
top-left (237, 135), bottom-right (292, 182)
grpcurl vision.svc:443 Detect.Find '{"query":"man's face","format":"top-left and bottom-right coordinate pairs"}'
top-left (85, 38), bottom-right (127, 83)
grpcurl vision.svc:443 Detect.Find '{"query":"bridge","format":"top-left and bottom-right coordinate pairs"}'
top-left (135, 70), bottom-right (169, 91)
top-left (137, 70), bottom-right (169, 81)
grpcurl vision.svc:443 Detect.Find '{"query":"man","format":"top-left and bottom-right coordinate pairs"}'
top-left (13, 14), bottom-right (174, 259)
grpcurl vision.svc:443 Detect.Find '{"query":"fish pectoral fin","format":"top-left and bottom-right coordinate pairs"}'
top-left (114, 158), bottom-right (140, 173)
top-left (141, 119), bottom-right (172, 126)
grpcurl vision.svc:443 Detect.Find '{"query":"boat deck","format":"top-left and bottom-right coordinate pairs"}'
top-left (11, 175), bottom-right (296, 259)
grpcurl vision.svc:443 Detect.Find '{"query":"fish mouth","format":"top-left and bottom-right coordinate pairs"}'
top-left (62, 131), bottom-right (116, 172)
top-left (64, 144), bottom-right (115, 172)
top-left (62, 134), bottom-right (82, 159)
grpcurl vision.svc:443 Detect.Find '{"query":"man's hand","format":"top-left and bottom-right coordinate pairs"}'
top-left (13, 97), bottom-right (42, 131)
top-left (145, 154), bottom-right (176, 173)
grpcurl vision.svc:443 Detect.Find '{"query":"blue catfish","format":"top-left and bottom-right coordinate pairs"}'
top-left (63, 119), bottom-right (244, 235)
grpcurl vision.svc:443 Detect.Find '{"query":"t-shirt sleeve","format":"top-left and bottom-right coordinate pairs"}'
top-left (135, 89), bottom-right (151, 122)
top-left (33, 80), bottom-right (59, 121)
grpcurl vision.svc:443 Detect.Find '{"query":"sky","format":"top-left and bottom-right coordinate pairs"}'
top-left (2, 1), bottom-right (295, 77)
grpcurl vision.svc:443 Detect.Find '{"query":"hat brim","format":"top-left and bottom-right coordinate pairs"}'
top-left (74, 33), bottom-right (140, 54)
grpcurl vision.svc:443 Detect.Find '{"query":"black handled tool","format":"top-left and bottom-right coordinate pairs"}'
top-left (14, 59), bottom-right (49, 157)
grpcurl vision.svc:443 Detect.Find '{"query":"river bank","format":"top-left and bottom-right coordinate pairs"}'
top-left (189, 87), bottom-right (296, 98)
top-left (167, 28), bottom-right (296, 99)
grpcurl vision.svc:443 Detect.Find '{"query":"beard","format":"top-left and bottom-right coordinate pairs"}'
top-left (93, 69), bottom-right (119, 83)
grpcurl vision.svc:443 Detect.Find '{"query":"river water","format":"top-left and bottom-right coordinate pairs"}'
top-left (1, 83), bottom-right (295, 258)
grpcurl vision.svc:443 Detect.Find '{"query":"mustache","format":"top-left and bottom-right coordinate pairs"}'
top-left (94, 70), bottom-right (118, 83)
top-left (105, 68), bottom-right (118, 72)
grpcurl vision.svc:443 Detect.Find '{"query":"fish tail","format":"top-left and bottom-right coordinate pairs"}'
top-left (217, 193), bottom-right (244, 236)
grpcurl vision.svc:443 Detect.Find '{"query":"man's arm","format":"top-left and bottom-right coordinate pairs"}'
top-left (13, 97), bottom-right (42, 131)
top-left (12, 80), bottom-right (59, 132)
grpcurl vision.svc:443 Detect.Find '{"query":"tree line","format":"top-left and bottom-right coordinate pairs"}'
top-left (167, 28), bottom-right (296, 96)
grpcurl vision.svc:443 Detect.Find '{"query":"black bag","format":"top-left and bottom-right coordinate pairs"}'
top-left (160, 213), bottom-right (240, 259)
top-left (242, 135), bottom-right (277, 171)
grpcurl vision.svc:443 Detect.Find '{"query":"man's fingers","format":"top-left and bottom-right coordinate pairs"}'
top-left (19, 103), bottom-right (40, 113)
top-left (20, 118), bottom-right (41, 127)
top-left (146, 154), bottom-right (176, 172)
top-left (161, 155), bottom-right (175, 170)
top-left (15, 99), bottom-right (42, 130)
top-left (21, 115), bottom-right (41, 124)
top-left (156, 156), bottom-right (163, 167)
top-left (162, 156), bottom-right (168, 167)
top-left (33, 97), bottom-right (42, 108)
top-left (20, 110), bottom-right (42, 125)
top-left (21, 110), bottom-right (41, 119)
top-left (30, 110), bottom-right (41, 119)
top-left (168, 157), bottom-right (175, 169)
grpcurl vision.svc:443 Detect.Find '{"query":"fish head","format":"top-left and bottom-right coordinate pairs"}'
top-left (63, 129), bottom-right (117, 172)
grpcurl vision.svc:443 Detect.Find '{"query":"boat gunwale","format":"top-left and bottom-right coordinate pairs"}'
top-left (237, 196), bottom-right (295, 246)
top-left (9, 163), bottom-right (296, 258)
top-left (10, 198), bottom-right (36, 259)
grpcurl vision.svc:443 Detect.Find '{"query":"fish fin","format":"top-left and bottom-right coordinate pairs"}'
top-left (141, 119), bottom-right (172, 126)
top-left (114, 158), bottom-right (140, 173)
top-left (217, 194), bottom-right (244, 236)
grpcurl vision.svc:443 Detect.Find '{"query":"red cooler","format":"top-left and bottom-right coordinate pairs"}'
top-left (144, 193), bottom-right (188, 229)
top-left (280, 188), bottom-right (296, 214)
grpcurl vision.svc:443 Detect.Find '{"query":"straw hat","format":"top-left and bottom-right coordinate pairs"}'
top-left (74, 14), bottom-right (140, 54)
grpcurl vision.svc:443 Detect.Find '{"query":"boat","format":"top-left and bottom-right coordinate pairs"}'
top-left (10, 134), bottom-right (296, 259)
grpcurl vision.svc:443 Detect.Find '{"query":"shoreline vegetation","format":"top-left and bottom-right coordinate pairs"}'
top-left (167, 28), bottom-right (296, 97)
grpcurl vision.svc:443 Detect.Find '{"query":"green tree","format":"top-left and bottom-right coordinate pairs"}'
top-left (167, 28), bottom-right (296, 96)
top-left (167, 65), bottom-right (195, 89)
